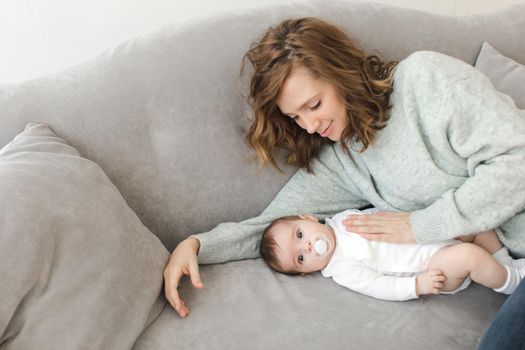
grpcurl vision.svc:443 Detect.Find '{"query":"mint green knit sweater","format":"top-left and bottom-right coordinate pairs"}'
top-left (194, 51), bottom-right (525, 263)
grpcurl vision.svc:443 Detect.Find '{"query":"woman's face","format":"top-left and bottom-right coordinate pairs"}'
top-left (276, 66), bottom-right (348, 141)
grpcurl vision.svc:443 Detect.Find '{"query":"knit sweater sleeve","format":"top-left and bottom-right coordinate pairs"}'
top-left (411, 66), bottom-right (525, 243)
top-left (193, 145), bottom-right (369, 264)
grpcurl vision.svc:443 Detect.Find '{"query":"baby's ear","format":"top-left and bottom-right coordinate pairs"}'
top-left (299, 214), bottom-right (319, 222)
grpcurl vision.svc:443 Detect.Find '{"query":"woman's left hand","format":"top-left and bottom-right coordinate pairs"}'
top-left (342, 211), bottom-right (416, 243)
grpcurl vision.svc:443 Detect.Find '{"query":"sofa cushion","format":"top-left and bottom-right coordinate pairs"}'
top-left (475, 42), bottom-right (525, 109)
top-left (0, 123), bottom-right (169, 350)
top-left (132, 259), bottom-right (506, 350)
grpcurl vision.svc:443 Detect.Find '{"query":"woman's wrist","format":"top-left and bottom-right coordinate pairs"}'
top-left (184, 236), bottom-right (201, 255)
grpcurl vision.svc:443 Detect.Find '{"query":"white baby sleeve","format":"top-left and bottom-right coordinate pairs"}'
top-left (330, 263), bottom-right (418, 301)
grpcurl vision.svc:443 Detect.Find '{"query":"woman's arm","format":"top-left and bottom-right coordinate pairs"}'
top-left (194, 144), bottom-right (370, 264)
top-left (164, 144), bottom-right (369, 316)
top-left (412, 70), bottom-right (525, 244)
top-left (345, 66), bottom-right (525, 253)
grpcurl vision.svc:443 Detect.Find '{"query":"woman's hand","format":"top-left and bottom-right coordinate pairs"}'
top-left (163, 237), bottom-right (203, 318)
top-left (342, 211), bottom-right (417, 243)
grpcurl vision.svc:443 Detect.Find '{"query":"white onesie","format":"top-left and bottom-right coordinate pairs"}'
top-left (321, 209), bottom-right (470, 301)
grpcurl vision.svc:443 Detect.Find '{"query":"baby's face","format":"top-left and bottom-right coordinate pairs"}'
top-left (271, 215), bottom-right (336, 274)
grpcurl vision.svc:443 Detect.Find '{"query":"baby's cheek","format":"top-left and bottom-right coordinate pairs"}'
top-left (323, 257), bottom-right (330, 268)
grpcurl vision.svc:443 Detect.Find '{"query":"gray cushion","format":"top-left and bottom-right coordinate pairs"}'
top-left (475, 42), bottom-right (525, 109)
top-left (133, 259), bottom-right (505, 350)
top-left (0, 123), bottom-right (169, 350)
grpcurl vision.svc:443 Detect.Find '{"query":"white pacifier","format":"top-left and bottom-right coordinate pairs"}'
top-left (310, 235), bottom-right (330, 260)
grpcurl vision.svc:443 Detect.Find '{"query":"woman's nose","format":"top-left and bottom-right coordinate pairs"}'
top-left (302, 117), bottom-right (321, 134)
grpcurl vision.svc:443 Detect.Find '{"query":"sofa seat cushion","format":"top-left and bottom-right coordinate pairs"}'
top-left (133, 259), bottom-right (505, 350)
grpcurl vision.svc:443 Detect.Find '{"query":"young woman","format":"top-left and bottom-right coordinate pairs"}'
top-left (163, 17), bottom-right (525, 335)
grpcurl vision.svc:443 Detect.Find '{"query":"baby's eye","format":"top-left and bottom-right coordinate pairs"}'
top-left (310, 100), bottom-right (321, 111)
top-left (298, 254), bottom-right (304, 264)
top-left (296, 230), bottom-right (303, 239)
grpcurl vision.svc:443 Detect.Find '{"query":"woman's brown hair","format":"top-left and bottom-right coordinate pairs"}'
top-left (241, 17), bottom-right (397, 172)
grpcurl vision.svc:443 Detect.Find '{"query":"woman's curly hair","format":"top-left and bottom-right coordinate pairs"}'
top-left (241, 17), bottom-right (397, 172)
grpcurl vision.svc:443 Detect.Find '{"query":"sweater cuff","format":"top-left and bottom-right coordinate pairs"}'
top-left (190, 232), bottom-right (229, 265)
top-left (411, 204), bottom-right (452, 244)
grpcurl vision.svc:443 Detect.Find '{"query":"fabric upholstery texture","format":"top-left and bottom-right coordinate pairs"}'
top-left (475, 41), bottom-right (525, 109)
top-left (1, 0), bottom-right (525, 252)
top-left (1, 1), bottom-right (524, 349)
top-left (0, 124), bottom-right (169, 350)
top-left (133, 260), bottom-right (504, 350)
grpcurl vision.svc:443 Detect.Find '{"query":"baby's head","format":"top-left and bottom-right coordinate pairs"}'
top-left (260, 214), bottom-right (336, 275)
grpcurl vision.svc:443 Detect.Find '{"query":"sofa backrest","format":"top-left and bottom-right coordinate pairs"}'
top-left (1, 0), bottom-right (524, 250)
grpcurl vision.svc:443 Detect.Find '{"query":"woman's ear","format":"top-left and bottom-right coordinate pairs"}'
top-left (298, 214), bottom-right (319, 222)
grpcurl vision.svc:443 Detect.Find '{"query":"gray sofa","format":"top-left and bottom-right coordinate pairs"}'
top-left (1, 1), bottom-right (524, 349)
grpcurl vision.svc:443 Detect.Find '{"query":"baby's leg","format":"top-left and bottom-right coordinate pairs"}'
top-left (443, 233), bottom-right (525, 294)
top-left (427, 243), bottom-right (507, 292)
top-left (458, 230), bottom-right (524, 270)
top-left (456, 229), bottom-right (502, 254)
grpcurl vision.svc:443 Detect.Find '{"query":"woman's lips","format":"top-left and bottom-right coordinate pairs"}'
top-left (320, 120), bottom-right (333, 137)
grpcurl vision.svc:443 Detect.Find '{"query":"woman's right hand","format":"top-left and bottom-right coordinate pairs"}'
top-left (163, 237), bottom-right (203, 317)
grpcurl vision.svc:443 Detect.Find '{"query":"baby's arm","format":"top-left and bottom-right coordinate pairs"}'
top-left (329, 262), bottom-right (433, 301)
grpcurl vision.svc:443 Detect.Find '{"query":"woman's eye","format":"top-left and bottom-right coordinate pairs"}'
top-left (290, 115), bottom-right (299, 121)
top-left (298, 255), bottom-right (304, 264)
top-left (310, 100), bottom-right (321, 111)
top-left (297, 230), bottom-right (303, 239)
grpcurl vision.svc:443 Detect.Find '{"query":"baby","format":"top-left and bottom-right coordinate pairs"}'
top-left (260, 208), bottom-right (525, 301)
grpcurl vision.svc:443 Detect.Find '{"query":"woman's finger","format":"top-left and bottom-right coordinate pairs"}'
top-left (357, 232), bottom-right (390, 242)
top-left (343, 215), bottom-right (399, 228)
top-left (344, 215), bottom-right (389, 225)
top-left (164, 267), bottom-right (188, 316)
top-left (188, 260), bottom-right (204, 289)
top-left (163, 265), bottom-right (180, 302)
top-left (343, 219), bottom-right (388, 231)
top-left (344, 223), bottom-right (387, 234)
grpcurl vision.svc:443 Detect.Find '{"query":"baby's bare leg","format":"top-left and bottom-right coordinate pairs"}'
top-left (427, 243), bottom-right (506, 292)
top-left (456, 229), bottom-right (503, 254)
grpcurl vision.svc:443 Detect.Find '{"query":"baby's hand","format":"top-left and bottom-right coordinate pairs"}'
top-left (416, 269), bottom-right (446, 296)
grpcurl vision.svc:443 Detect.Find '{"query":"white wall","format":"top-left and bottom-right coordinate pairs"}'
top-left (1, 0), bottom-right (524, 83)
